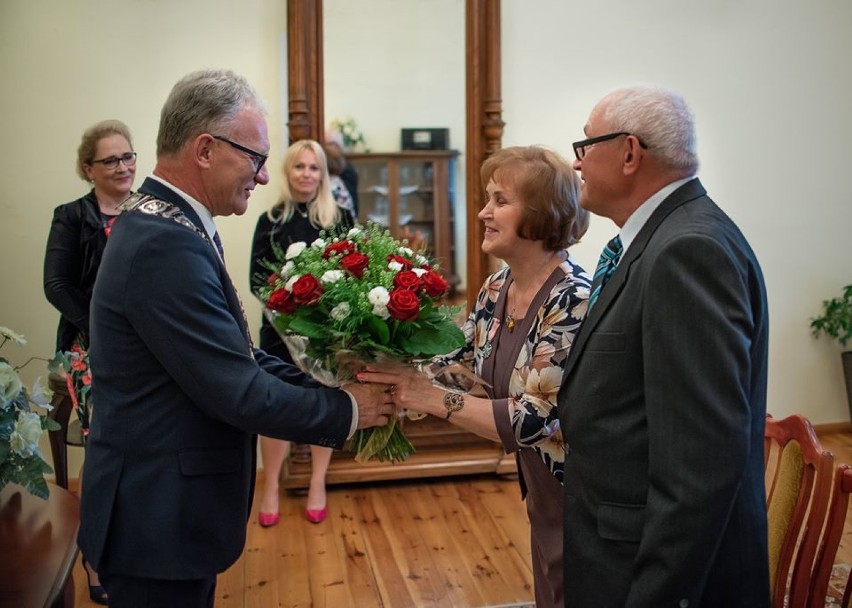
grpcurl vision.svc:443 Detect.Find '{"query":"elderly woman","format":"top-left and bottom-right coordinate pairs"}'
top-left (43, 118), bottom-right (136, 605)
top-left (360, 145), bottom-right (591, 608)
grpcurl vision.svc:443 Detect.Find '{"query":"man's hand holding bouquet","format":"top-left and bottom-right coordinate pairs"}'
top-left (255, 223), bottom-right (465, 462)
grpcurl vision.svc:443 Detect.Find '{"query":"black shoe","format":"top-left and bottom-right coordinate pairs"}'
top-left (82, 557), bottom-right (109, 605)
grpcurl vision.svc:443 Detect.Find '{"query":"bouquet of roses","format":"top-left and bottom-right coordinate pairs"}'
top-left (255, 223), bottom-right (465, 462)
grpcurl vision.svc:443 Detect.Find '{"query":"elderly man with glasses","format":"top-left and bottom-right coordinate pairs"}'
top-left (557, 85), bottom-right (770, 608)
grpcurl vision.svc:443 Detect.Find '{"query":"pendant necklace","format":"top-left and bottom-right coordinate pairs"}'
top-left (295, 203), bottom-right (309, 218)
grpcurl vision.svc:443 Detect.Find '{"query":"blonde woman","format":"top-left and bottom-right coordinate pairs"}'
top-left (249, 140), bottom-right (353, 525)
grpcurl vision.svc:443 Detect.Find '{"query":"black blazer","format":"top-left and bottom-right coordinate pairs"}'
top-left (44, 190), bottom-right (111, 351)
top-left (557, 179), bottom-right (770, 607)
top-left (79, 177), bottom-right (354, 580)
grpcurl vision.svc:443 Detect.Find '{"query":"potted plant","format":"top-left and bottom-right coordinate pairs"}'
top-left (810, 284), bottom-right (852, 419)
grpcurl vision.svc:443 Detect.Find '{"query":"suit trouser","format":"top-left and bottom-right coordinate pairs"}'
top-left (100, 571), bottom-right (216, 608)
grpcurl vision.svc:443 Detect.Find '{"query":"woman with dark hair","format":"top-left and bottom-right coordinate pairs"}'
top-left (360, 145), bottom-right (591, 608)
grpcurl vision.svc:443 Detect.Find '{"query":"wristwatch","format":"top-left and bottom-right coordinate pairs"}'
top-left (443, 392), bottom-right (465, 419)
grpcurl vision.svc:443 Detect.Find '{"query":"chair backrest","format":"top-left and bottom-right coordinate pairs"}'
top-left (764, 414), bottom-right (835, 608)
top-left (809, 463), bottom-right (852, 608)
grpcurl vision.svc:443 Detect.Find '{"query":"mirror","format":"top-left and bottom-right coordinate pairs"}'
top-left (286, 0), bottom-right (503, 309)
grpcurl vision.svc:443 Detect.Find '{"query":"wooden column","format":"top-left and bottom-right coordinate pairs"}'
top-left (465, 0), bottom-right (504, 310)
top-left (287, 0), bottom-right (324, 144)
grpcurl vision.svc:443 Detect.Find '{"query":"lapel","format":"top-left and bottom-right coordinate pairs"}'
top-left (136, 177), bottom-right (254, 350)
top-left (561, 178), bottom-right (707, 378)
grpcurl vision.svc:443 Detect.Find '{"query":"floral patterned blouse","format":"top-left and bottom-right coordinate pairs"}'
top-left (427, 255), bottom-right (590, 482)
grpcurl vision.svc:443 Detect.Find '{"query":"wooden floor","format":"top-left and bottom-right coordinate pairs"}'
top-left (71, 473), bottom-right (534, 608)
top-left (69, 427), bottom-right (852, 607)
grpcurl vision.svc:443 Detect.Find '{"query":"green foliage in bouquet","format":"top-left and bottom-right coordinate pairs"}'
top-left (255, 223), bottom-right (465, 462)
top-left (0, 326), bottom-right (62, 499)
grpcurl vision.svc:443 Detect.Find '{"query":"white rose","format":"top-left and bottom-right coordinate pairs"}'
top-left (10, 410), bottom-right (43, 457)
top-left (321, 270), bottom-right (345, 283)
top-left (388, 260), bottom-right (403, 273)
top-left (368, 286), bottom-right (390, 306)
top-left (330, 302), bottom-right (351, 321)
top-left (371, 304), bottom-right (390, 319)
top-left (279, 261), bottom-right (295, 277)
top-left (311, 238), bottom-right (325, 249)
top-left (285, 242), bottom-right (307, 260)
top-left (412, 268), bottom-right (427, 277)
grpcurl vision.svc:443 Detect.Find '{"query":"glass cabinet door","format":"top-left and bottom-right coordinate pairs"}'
top-left (350, 152), bottom-right (457, 289)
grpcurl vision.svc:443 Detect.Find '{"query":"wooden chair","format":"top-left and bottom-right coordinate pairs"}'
top-left (764, 414), bottom-right (834, 608)
top-left (46, 371), bottom-right (85, 489)
top-left (809, 463), bottom-right (852, 608)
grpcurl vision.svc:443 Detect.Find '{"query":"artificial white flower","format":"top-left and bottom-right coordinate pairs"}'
top-left (0, 361), bottom-right (22, 406)
top-left (0, 326), bottom-right (26, 346)
top-left (285, 241), bottom-right (307, 260)
top-left (321, 270), bottom-right (345, 284)
top-left (10, 410), bottom-right (42, 458)
top-left (330, 302), bottom-right (351, 321)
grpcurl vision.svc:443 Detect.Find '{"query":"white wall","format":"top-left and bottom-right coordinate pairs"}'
top-left (501, 0), bottom-right (852, 425)
top-left (1, 0), bottom-right (849, 479)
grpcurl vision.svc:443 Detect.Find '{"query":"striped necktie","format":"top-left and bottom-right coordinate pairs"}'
top-left (587, 235), bottom-right (623, 310)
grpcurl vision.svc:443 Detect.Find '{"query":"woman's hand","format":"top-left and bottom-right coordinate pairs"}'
top-left (357, 364), bottom-right (441, 418)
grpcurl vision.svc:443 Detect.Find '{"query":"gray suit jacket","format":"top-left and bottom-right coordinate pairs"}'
top-left (79, 178), bottom-right (353, 580)
top-left (557, 178), bottom-right (770, 607)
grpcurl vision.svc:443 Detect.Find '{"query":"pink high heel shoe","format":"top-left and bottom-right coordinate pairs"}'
top-left (305, 507), bottom-right (328, 524)
top-left (258, 511), bottom-right (280, 527)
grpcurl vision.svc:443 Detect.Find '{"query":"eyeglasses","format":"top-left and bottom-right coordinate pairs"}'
top-left (572, 132), bottom-right (648, 161)
top-left (212, 135), bottom-right (268, 176)
top-left (90, 152), bottom-right (137, 170)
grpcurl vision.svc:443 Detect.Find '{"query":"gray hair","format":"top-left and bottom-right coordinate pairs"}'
top-left (156, 68), bottom-right (267, 156)
top-left (76, 119), bottom-right (133, 181)
top-left (603, 85), bottom-right (699, 175)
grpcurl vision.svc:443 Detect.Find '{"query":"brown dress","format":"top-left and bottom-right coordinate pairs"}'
top-left (485, 270), bottom-right (565, 608)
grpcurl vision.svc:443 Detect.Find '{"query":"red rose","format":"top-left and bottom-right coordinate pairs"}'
top-left (266, 288), bottom-right (296, 313)
top-left (387, 254), bottom-right (414, 270)
top-left (393, 270), bottom-right (421, 291)
top-left (266, 273), bottom-right (279, 286)
top-left (421, 271), bottom-right (449, 298)
top-left (291, 274), bottom-right (324, 306)
top-left (387, 288), bottom-right (421, 321)
top-left (339, 252), bottom-right (370, 278)
top-left (323, 240), bottom-right (356, 259)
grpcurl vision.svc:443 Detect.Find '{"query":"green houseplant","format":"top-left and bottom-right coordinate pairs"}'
top-left (810, 284), bottom-right (852, 418)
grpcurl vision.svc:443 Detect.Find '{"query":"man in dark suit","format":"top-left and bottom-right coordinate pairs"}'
top-left (557, 86), bottom-right (769, 607)
top-left (78, 69), bottom-right (394, 607)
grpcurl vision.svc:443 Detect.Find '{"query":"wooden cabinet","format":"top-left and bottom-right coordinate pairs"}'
top-left (348, 151), bottom-right (460, 292)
